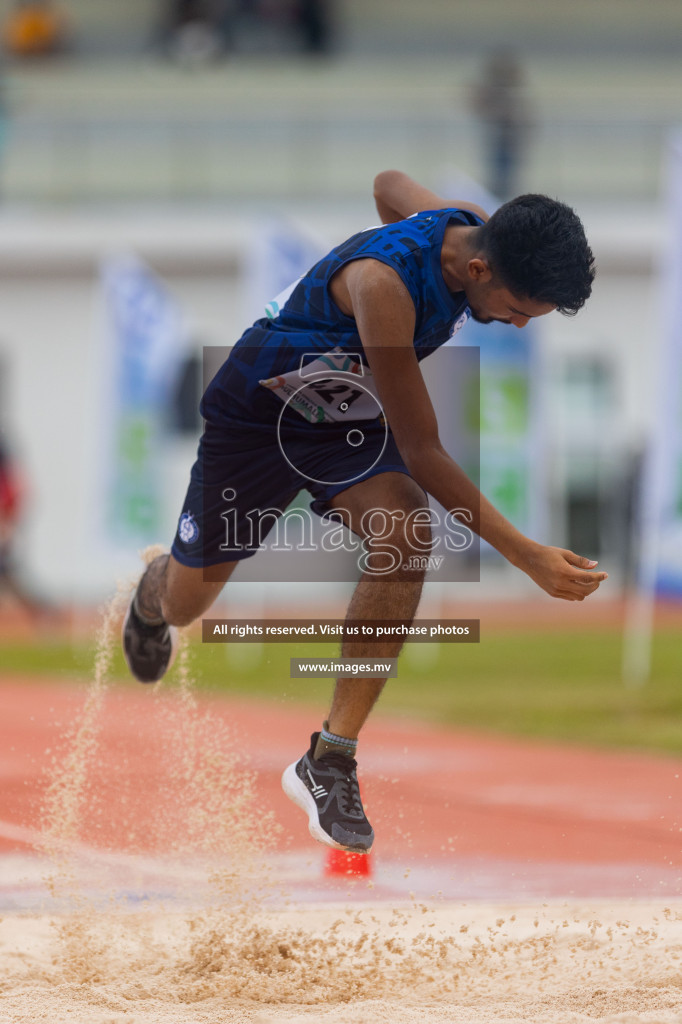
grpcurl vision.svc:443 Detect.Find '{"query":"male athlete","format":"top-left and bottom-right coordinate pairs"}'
top-left (122, 170), bottom-right (606, 855)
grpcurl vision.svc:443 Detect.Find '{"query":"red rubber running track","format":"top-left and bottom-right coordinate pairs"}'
top-left (1, 676), bottom-right (680, 903)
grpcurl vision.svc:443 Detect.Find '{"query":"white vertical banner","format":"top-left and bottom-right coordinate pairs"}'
top-left (99, 253), bottom-right (186, 547)
top-left (650, 132), bottom-right (682, 595)
top-left (623, 130), bottom-right (682, 684)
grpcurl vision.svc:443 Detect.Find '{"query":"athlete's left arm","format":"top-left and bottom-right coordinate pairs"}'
top-left (373, 169), bottom-right (490, 225)
top-left (344, 259), bottom-right (608, 602)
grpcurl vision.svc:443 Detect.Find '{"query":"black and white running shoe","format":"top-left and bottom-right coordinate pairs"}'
top-left (122, 593), bottom-right (178, 684)
top-left (281, 733), bottom-right (374, 853)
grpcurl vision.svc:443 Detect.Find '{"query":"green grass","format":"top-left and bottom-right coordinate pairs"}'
top-left (2, 626), bottom-right (681, 755)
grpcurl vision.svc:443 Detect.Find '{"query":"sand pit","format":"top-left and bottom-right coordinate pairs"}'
top-left (2, 898), bottom-right (682, 1023)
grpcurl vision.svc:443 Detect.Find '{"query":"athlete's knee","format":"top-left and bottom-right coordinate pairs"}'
top-left (359, 504), bottom-right (433, 579)
top-left (361, 501), bottom-right (433, 555)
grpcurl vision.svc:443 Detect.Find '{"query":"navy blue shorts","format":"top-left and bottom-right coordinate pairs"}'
top-left (170, 378), bottom-right (410, 569)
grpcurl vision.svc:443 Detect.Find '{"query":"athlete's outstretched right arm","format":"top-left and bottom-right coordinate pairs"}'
top-left (343, 258), bottom-right (608, 602)
top-left (373, 169), bottom-right (490, 225)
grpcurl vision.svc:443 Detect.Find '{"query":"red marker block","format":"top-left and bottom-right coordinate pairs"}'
top-left (324, 847), bottom-right (373, 877)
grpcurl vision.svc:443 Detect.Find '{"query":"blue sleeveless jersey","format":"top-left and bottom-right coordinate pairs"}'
top-left (207, 207), bottom-right (482, 422)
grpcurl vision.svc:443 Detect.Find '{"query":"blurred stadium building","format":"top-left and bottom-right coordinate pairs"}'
top-left (0, 0), bottom-right (680, 605)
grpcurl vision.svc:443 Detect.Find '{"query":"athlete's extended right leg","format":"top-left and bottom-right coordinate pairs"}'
top-left (123, 553), bottom-right (239, 683)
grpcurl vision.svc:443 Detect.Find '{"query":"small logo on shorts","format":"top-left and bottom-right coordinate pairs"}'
top-left (178, 512), bottom-right (199, 544)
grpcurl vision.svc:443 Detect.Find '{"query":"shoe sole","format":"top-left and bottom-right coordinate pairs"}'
top-left (281, 761), bottom-right (371, 854)
top-left (122, 594), bottom-right (179, 684)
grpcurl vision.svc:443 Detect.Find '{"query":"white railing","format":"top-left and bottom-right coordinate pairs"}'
top-left (0, 108), bottom-right (670, 204)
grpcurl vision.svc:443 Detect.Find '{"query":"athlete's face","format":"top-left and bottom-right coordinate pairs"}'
top-left (467, 283), bottom-right (556, 328)
top-left (463, 259), bottom-right (556, 327)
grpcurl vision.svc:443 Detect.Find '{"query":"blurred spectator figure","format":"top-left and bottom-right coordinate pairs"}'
top-left (164, 0), bottom-right (226, 66)
top-left (0, 436), bottom-right (49, 617)
top-left (295, 0), bottom-right (333, 55)
top-left (2, 0), bottom-right (68, 59)
top-left (469, 50), bottom-right (534, 200)
top-left (158, 1), bottom-right (335, 59)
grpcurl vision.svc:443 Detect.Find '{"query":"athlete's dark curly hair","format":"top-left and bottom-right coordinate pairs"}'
top-left (476, 194), bottom-right (595, 315)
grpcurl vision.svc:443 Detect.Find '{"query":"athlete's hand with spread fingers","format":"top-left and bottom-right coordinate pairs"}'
top-left (515, 541), bottom-right (608, 601)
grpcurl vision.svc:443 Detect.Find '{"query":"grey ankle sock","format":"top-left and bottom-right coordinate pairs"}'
top-left (314, 721), bottom-right (358, 760)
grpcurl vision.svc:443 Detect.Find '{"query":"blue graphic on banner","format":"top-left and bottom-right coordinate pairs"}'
top-left (101, 255), bottom-right (185, 545)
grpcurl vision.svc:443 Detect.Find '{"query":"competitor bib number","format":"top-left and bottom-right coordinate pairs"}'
top-left (259, 349), bottom-right (383, 424)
